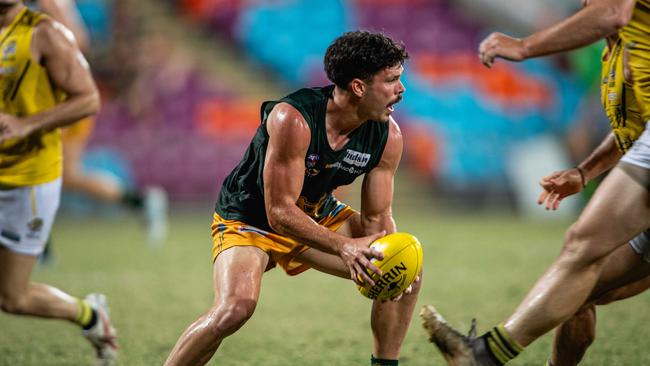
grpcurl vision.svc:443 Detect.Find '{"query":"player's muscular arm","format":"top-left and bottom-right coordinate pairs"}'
top-left (360, 118), bottom-right (403, 235)
top-left (479, 0), bottom-right (636, 67)
top-left (361, 119), bottom-right (417, 300)
top-left (11, 19), bottom-right (98, 138)
top-left (538, 133), bottom-right (621, 210)
top-left (578, 133), bottom-right (622, 182)
top-left (264, 103), bottom-right (385, 285)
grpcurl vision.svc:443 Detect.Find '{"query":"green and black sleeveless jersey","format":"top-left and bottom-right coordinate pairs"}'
top-left (215, 85), bottom-right (390, 232)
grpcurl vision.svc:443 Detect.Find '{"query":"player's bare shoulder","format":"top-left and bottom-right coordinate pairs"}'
top-left (387, 116), bottom-right (403, 143)
top-left (31, 16), bottom-right (81, 62)
top-left (268, 102), bottom-right (307, 127)
top-left (381, 116), bottom-right (404, 168)
top-left (266, 102), bottom-right (311, 143)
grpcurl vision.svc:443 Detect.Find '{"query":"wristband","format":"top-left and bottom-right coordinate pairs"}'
top-left (575, 166), bottom-right (586, 188)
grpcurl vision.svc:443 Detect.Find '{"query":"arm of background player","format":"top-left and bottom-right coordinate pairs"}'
top-left (359, 117), bottom-right (403, 235)
top-left (577, 132), bottom-right (622, 182)
top-left (29, 18), bottom-right (98, 129)
top-left (0, 18), bottom-right (99, 143)
top-left (263, 103), bottom-right (385, 285)
top-left (538, 133), bottom-right (622, 210)
top-left (479, 0), bottom-right (637, 67)
top-left (37, 0), bottom-right (90, 51)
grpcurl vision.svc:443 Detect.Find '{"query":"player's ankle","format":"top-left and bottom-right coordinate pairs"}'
top-left (370, 355), bottom-right (398, 366)
top-left (476, 324), bottom-right (524, 366)
top-left (75, 298), bottom-right (97, 329)
top-left (121, 189), bottom-right (144, 209)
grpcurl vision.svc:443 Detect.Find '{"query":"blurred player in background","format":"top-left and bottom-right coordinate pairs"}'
top-left (34, 0), bottom-right (169, 251)
top-left (0, 0), bottom-right (117, 364)
top-left (164, 30), bottom-right (421, 366)
top-left (421, 0), bottom-right (650, 365)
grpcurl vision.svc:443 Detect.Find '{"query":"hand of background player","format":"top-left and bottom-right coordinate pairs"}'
top-left (339, 231), bottom-right (386, 287)
top-left (478, 32), bottom-right (527, 68)
top-left (0, 113), bottom-right (29, 143)
top-left (537, 168), bottom-right (584, 210)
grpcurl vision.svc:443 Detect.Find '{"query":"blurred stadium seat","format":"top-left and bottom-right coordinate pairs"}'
top-left (74, 0), bottom-right (595, 209)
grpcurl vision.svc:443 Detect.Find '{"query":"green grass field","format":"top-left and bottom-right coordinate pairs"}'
top-left (2, 207), bottom-right (650, 366)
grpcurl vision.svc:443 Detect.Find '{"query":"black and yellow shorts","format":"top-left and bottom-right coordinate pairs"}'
top-left (211, 203), bottom-right (356, 275)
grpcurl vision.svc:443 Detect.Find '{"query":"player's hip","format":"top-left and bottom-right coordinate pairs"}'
top-left (211, 202), bottom-right (356, 275)
top-left (0, 178), bottom-right (61, 256)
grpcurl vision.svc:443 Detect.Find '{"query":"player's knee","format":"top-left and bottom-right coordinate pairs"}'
top-left (0, 294), bottom-right (28, 315)
top-left (209, 298), bottom-right (257, 337)
top-left (560, 225), bottom-right (603, 267)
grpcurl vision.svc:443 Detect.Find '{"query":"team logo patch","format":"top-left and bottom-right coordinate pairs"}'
top-left (305, 153), bottom-right (321, 177)
top-left (2, 40), bottom-right (16, 61)
top-left (26, 217), bottom-right (44, 239)
top-left (343, 149), bottom-right (371, 167)
top-left (306, 153), bottom-right (320, 168)
top-left (27, 218), bottom-right (43, 232)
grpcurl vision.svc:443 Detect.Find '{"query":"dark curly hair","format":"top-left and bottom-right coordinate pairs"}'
top-left (324, 30), bottom-right (408, 89)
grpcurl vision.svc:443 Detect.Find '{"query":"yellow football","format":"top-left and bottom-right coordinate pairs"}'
top-left (357, 232), bottom-right (423, 300)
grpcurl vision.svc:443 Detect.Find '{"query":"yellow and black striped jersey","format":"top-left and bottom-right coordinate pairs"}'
top-left (601, 38), bottom-right (645, 152)
top-left (619, 0), bottom-right (650, 122)
top-left (0, 7), bottom-right (66, 187)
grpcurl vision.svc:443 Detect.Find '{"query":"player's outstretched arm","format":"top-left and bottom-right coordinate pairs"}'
top-left (478, 0), bottom-right (636, 67)
top-left (0, 18), bottom-right (98, 143)
top-left (263, 103), bottom-right (385, 285)
top-left (538, 133), bottom-right (621, 210)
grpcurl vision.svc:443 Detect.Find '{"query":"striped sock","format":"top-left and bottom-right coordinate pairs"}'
top-left (75, 298), bottom-right (96, 329)
top-left (371, 355), bottom-right (398, 366)
top-left (480, 324), bottom-right (524, 365)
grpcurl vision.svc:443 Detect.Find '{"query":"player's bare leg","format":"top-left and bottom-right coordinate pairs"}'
top-left (62, 131), bottom-right (123, 202)
top-left (0, 247), bottom-right (80, 319)
top-left (61, 131), bottom-right (168, 246)
top-left (164, 246), bottom-right (269, 366)
top-left (551, 244), bottom-right (650, 366)
top-left (298, 213), bottom-right (422, 362)
top-left (505, 166), bottom-right (650, 346)
top-left (0, 246), bottom-right (118, 363)
top-left (421, 165), bottom-right (650, 366)
top-left (550, 305), bottom-right (595, 366)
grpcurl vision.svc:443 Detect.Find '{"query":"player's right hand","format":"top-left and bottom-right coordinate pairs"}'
top-left (339, 231), bottom-right (386, 287)
top-left (0, 113), bottom-right (29, 143)
top-left (537, 168), bottom-right (584, 210)
top-left (478, 32), bottom-right (527, 68)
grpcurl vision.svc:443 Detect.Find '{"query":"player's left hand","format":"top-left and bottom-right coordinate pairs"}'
top-left (478, 32), bottom-right (527, 68)
top-left (0, 113), bottom-right (29, 143)
top-left (537, 168), bottom-right (584, 210)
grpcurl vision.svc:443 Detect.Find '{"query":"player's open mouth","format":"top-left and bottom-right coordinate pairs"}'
top-left (387, 97), bottom-right (402, 113)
